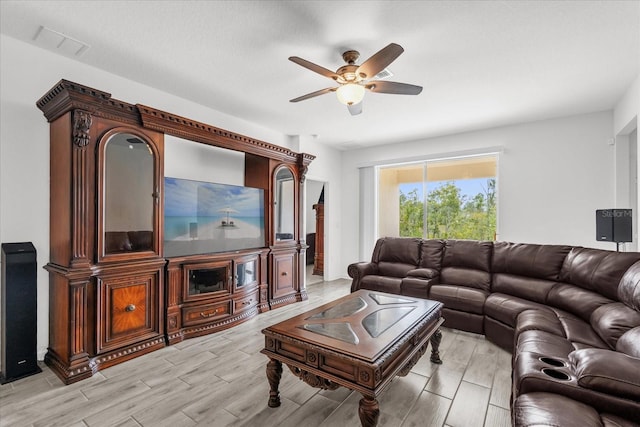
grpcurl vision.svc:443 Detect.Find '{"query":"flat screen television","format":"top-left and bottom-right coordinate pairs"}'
top-left (164, 177), bottom-right (265, 257)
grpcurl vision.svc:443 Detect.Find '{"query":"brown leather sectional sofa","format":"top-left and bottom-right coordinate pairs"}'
top-left (348, 237), bottom-right (640, 426)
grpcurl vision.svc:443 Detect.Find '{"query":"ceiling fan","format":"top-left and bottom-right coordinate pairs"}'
top-left (289, 43), bottom-right (422, 116)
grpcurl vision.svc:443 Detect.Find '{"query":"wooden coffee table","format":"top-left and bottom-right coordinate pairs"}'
top-left (261, 290), bottom-right (444, 427)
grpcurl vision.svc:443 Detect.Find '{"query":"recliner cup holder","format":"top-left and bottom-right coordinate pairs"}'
top-left (541, 368), bottom-right (570, 381)
top-left (539, 357), bottom-right (566, 367)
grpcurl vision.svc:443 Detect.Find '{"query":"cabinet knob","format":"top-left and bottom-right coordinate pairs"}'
top-left (282, 271), bottom-right (288, 276)
top-left (125, 304), bottom-right (136, 312)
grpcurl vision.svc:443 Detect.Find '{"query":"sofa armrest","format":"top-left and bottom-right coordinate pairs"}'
top-left (569, 348), bottom-right (640, 401)
top-left (406, 268), bottom-right (439, 279)
top-left (348, 262), bottom-right (378, 292)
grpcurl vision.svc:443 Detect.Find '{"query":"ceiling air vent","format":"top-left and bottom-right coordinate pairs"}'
top-left (372, 68), bottom-right (393, 80)
top-left (33, 26), bottom-right (90, 57)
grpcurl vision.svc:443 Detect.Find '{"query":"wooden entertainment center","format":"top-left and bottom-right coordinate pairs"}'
top-left (37, 80), bottom-right (314, 384)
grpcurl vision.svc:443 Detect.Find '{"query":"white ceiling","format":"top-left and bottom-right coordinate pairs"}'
top-left (1, 1), bottom-right (638, 150)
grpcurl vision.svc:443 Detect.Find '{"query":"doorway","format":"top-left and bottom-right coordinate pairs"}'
top-left (305, 179), bottom-right (325, 285)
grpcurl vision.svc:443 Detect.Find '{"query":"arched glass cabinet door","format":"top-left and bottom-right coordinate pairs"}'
top-left (100, 130), bottom-right (158, 258)
top-left (274, 166), bottom-right (295, 242)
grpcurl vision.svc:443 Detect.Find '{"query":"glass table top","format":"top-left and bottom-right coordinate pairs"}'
top-left (306, 297), bottom-right (366, 320)
top-left (299, 293), bottom-right (419, 344)
top-left (362, 307), bottom-right (415, 338)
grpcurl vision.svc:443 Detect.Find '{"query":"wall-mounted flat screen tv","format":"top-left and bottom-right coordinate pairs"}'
top-left (164, 177), bottom-right (265, 257)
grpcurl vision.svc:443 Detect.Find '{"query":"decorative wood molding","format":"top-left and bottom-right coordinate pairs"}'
top-left (137, 104), bottom-right (316, 164)
top-left (297, 153), bottom-right (314, 182)
top-left (36, 79), bottom-right (138, 124)
top-left (37, 80), bottom-right (316, 165)
top-left (287, 364), bottom-right (341, 390)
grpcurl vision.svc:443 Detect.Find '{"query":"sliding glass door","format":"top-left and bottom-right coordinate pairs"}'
top-left (377, 155), bottom-right (497, 240)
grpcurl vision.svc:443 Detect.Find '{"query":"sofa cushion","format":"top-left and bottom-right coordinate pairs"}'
top-left (557, 310), bottom-right (608, 349)
top-left (376, 237), bottom-right (421, 265)
top-left (492, 274), bottom-right (556, 303)
top-left (492, 241), bottom-right (571, 280)
top-left (440, 266), bottom-right (492, 292)
top-left (485, 293), bottom-right (548, 327)
top-left (559, 248), bottom-right (640, 301)
top-left (515, 308), bottom-right (608, 351)
top-left (513, 392), bottom-right (604, 427)
top-left (570, 348), bottom-right (640, 402)
top-left (429, 285), bottom-right (488, 315)
top-left (360, 275), bottom-right (402, 294)
top-left (617, 327), bottom-right (640, 358)
top-left (590, 302), bottom-right (640, 349)
top-left (418, 239), bottom-right (445, 270)
top-left (618, 260), bottom-right (640, 311)
top-left (547, 283), bottom-right (613, 322)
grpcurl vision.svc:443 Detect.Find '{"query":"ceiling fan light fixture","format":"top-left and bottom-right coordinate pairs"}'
top-left (336, 83), bottom-right (365, 106)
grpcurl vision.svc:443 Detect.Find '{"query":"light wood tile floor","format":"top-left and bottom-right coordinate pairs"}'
top-left (0, 279), bottom-right (513, 427)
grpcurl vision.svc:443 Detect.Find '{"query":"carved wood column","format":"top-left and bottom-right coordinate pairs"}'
top-left (70, 110), bottom-right (92, 268)
top-left (296, 153), bottom-right (313, 298)
top-left (165, 262), bottom-right (183, 344)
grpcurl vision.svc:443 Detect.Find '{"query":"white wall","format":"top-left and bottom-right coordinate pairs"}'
top-left (340, 111), bottom-right (617, 276)
top-left (0, 34), bottom-right (304, 360)
top-left (165, 135), bottom-right (245, 186)
top-left (613, 75), bottom-right (639, 136)
top-left (295, 135), bottom-right (343, 281)
top-left (613, 75), bottom-right (639, 250)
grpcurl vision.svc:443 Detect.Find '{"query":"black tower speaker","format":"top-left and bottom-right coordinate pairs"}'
top-left (1, 242), bottom-right (41, 383)
top-left (596, 209), bottom-right (633, 243)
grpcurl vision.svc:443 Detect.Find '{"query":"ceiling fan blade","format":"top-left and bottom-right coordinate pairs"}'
top-left (289, 87), bottom-right (336, 103)
top-left (348, 102), bottom-right (363, 116)
top-left (289, 56), bottom-right (340, 80)
top-left (366, 80), bottom-right (423, 95)
top-left (356, 43), bottom-right (404, 80)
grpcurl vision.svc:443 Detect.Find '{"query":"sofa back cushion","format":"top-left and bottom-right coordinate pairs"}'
top-left (590, 302), bottom-right (640, 350)
top-left (378, 262), bottom-right (418, 278)
top-left (419, 239), bottom-right (445, 270)
top-left (373, 237), bottom-right (421, 265)
top-left (492, 275), bottom-right (556, 304)
top-left (618, 259), bottom-right (640, 312)
top-left (559, 248), bottom-right (640, 301)
top-left (617, 326), bottom-right (640, 358)
top-left (492, 242), bottom-right (571, 280)
top-left (440, 240), bottom-right (492, 291)
top-left (547, 283), bottom-right (613, 322)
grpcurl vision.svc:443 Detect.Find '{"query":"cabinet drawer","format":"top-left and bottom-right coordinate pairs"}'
top-left (234, 289), bottom-right (259, 313)
top-left (182, 300), bottom-right (231, 326)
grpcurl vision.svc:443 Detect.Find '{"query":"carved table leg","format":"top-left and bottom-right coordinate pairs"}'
top-left (266, 358), bottom-right (283, 408)
top-left (430, 329), bottom-right (443, 364)
top-left (358, 395), bottom-right (380, 427)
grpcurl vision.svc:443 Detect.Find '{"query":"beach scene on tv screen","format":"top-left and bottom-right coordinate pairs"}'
top-left (164, 177), bottom-right (265, 257)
